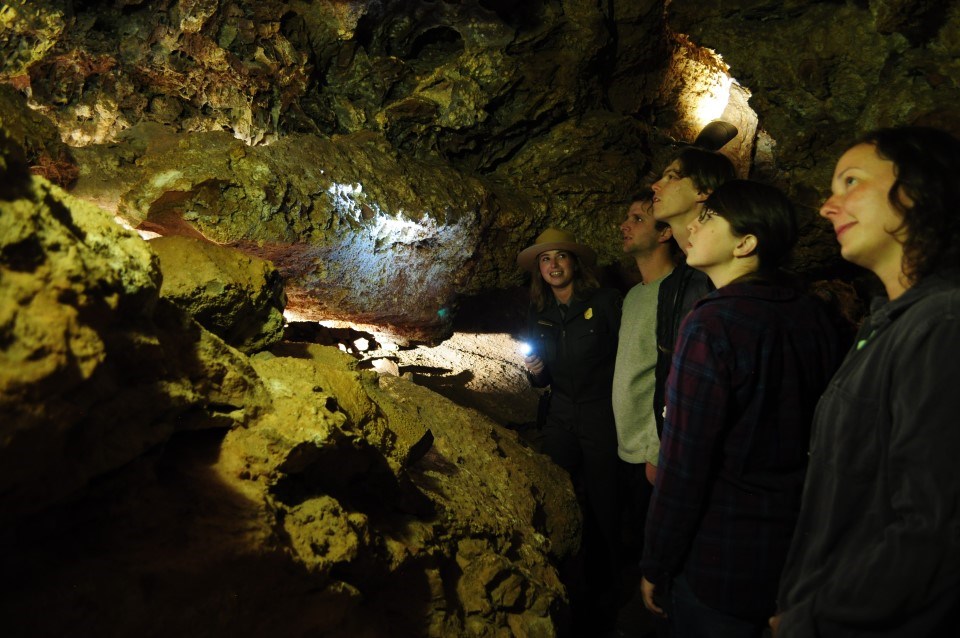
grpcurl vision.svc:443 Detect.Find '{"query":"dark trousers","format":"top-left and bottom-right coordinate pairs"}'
top-left (541, 394), bottom-right (621, 632)
top-left (617, 459), bottom-right (653, 563)
top-left (671, 573), bottom-right (766, 638)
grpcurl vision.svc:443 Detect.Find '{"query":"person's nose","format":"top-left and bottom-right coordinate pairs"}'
top-left (620, 218), bottom-right (630, 232)
top-left (651, 178), bottom-right (663, 193)
top-left (820, 193), bottom-right (840, 218)
top-left (687, 218), bottom-right (701, 235)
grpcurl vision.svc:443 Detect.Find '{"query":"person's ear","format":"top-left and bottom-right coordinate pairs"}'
top-left (657, 226), bottom-right (674, 244)
top-left (695, 188), bottom-right (712, 203)
top-left (733, 234), bottom-right (758, 258)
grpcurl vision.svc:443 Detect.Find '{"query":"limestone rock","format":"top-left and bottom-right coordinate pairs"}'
top-left (0, 133), bottom-right (269, 521)
top-left (1, 0), bottom-right (673, 341)
top-left (67, 123), bottom-right (502, 343)
top-left (0, 132), bottom-right (579, 636)
top-left (1, 330), bottom-right (579, 637)
top-left (150, 234), bottom-right (286, 354)
top-left (249, 342), bottom-right (431, 469)
top-left (0, 84), bottom-right (76, 187)
top-left (208, 344), bottom-right (577, 635)
top-left (666, 1), bottom-right (960, 194)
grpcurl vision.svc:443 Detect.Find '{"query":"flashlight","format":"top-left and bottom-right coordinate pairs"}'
top-left (518, 341), bottom-right (534, 356)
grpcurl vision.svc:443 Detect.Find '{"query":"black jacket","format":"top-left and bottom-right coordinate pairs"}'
top-left (654, 260), bottom-right (713, 434)
top-left (777, 274), bottom-right (960, 637)
top-left (526, 287), bottom-right (622, 403)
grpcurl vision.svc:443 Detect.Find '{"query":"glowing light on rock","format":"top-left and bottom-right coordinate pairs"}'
top-left (283, 309), bottom-right (309, 323)
top-left (325, 181), bottom-right (461, 247)
top-left (667, 38), bottom-right (745, 144)
top-left (326, 182), bottom-right (376, 220)
top-left (693, 74), bottom-right (733, 131)
top-left (295, 181), bottom-right (477, 339)
top-left (371, 358), bottom-right (400, 376)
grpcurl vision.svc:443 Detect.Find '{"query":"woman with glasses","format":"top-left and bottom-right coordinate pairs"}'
top-left (640, 180), bottom-right (843, 638)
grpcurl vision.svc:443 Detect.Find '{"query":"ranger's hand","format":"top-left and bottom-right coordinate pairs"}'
top-left (524, 354), bottom-right (545, 376)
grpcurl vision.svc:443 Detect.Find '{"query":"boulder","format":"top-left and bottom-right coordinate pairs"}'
top-left (0, 131), bottom-right (269, 521)
top-left (0, 132), bottom-right (580, 636)
top-left (150, 234), bottom-right (286, 354)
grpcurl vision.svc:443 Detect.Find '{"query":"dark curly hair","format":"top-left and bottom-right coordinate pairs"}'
top-left (857, 126), bottom-right (960, 283)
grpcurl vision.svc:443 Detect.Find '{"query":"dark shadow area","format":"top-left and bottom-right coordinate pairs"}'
top-left (478, 0), bottom-right (550, 30)
top-left (283, 321), bottom-right (380, 355)
top-left (407, 25), bottom-right (464, 63)
top-left (0, 428), bottom-right (438, 638)
top-left (401, 363), bottom-right (456, 376)
top-left (271, 435), bottom-right (436, 526)
top-left (408, 372), bottom-right (537, 430)
top-left (449, 285), bottom-right (529, 336)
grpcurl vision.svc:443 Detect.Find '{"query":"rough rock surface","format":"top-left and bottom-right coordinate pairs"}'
top-left (0, 131), bottom-right (268, 521)
top-left (667, 0), bottom-right (960, 278)
top-left (0, 135), bottom-right (580, 636)
top-left (6, 1), bottom-right (955, 336)
top-left (0, 0), bottom-right (691, 341)
top-left (150, 234), bottom-right (287, 354)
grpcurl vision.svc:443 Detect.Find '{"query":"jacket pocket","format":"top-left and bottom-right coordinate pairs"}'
top-left (569, 321), bottom-right (611, 362)
top-left (809, 382), bottom-right (882, 480)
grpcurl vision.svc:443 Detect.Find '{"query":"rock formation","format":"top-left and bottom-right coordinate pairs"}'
top-left (150, 234), bottom-right (287, 354)
top-left (5, 1), bottom-right (958, 339)
top-left (3, 1), bottom-right (960, 634)
top-left (0, 137), bottom-right (578, 636)
top-left (2, 0), bottom-right (652, 341)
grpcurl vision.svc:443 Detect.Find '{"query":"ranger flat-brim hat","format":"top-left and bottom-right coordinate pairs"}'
top-left (517, 227), bottom-right (597, 272)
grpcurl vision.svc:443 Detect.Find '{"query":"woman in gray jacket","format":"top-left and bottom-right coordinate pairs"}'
top-left (773, 126), bottom-right (960, 637)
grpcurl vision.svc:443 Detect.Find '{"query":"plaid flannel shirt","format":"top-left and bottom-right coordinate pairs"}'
top-left (642, 281), bottom-right (842, 620)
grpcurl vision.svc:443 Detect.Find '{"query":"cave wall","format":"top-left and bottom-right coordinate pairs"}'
top-left (1, 0), bottom-right (656, 341)
top-left (0, 137), bottom-right (580, 636)
top-left (4, 2), bottom-right (960, 634)
top-left (3, 0), bottom-right (959, 333)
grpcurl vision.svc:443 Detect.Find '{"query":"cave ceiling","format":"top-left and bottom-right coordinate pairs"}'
top-left (2, 0), bottom-right (959, 341)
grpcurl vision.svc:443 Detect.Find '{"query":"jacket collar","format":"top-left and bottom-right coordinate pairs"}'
top-left (695, 280), bottom-right (799, 309)
top-left (866, 271), bottom-right (960, 332)
top-left (543, 290), bottom-right (593, 323)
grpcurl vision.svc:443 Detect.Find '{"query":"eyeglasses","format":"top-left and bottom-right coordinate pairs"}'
top-left (697, 208), bottom-right (720, 224)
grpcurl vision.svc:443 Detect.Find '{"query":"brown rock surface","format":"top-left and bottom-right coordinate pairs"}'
top-left (0, 132), bottom-right (267, 521)
top-left (0, 134), bottom-right (579, 636)
top-left (4, 1), bottom-right (960, 632)
top-left (150, 234), bottom-right (287, 354)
